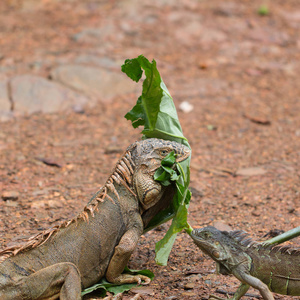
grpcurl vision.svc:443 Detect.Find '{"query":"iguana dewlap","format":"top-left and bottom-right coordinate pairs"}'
top-left (191, 226), bottom-right (300, 300)
top-left (0, 138), bottom-right (190, 300)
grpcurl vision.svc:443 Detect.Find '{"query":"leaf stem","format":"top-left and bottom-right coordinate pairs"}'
top-left (263, 226), bottom-right (300, 245)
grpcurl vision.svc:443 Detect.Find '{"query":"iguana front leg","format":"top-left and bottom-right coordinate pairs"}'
top-left (105, 220), bottom-right (150, 285)
top-left (237, 272), bottom-right (274, 300)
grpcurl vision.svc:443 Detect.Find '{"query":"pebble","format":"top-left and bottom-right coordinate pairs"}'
top-left (2, 191), bottom-right (19, 201)
top-left (184, 282), bottom-right (195, 289)
top-left (212, 220), bottom-right (232, 231)
top-left (179, 101), bottom-right (194, 113)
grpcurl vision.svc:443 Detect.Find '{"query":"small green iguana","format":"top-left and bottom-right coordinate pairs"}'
top-left (0, 138), bottom-right (190, 300)
top-left (191, 226), bottom-right (300, 300)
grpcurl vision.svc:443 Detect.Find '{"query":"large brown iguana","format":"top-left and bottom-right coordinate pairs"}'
top-left (191, 226), bottom-right (300, 300)
top-left (0, 138), bottom-right (190, 300)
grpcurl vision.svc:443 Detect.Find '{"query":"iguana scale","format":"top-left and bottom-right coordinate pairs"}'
top-left (0, 138), bottom-right (190, 300)
top-left (191, 226), bottom-right (300, 300)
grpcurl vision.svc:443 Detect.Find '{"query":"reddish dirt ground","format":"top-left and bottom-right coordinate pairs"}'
top-left (0, 1), bottom-right (299, 299)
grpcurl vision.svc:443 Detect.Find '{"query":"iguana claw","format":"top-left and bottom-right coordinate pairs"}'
top-left (104, 292), bottom-right (143, 300)
top-left (112, 274), bottom-right (151, 285)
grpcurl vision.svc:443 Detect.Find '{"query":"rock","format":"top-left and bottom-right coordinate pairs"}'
top-left (181, 291), bottom-right (197, 297)
top-left (71, 24), bottom-right (121, 44)
top-left (10, 75), bottom-right (92, 114)
top-left (2, 191), bottom-right (19, 201)
top-left (236, 167), bottom-right (267, 176)
top-left (130, 287), bottom-right (155, 295)
top-left (0, 80), bottom-right (10, 112)
top-left (212, 220), bottom-right (232, 231)
top-left (50, 64), bottom-right (137, 101)
top-left (75, 55), bottom-right (120, 70)
top-left (47, 199), bottom-right (64, 208)
top-left (0, 79), bottom-right (12, 121)
top-left (184, 282), bottom-right (195, 289)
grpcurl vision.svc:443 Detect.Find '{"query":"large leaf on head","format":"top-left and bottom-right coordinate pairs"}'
top-left (122, 55), bottom-right (188, 147)
top-left (122, 55), bottom-right (192, 265)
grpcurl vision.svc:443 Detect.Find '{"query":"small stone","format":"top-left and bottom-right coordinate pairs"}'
top-left (212, 220), bottom-right (232, 232)
top-left (184, 282), bottom-right (195, 290)
top-left (47, 200), bottom-right (64, 208)
top-left (2, 191), bottom-right (19, 201)
top-left (181, 291), bottom-right (197, 297)
top-left (4, 201), bottom-right (18, 207)
top-left (179, 101), bottom-right (194, 113)
top-left (252, 210), bottom-right (261, 217)
top-left (31, 201), bottom-right (46, 209)
top-left (130, 287), bottom-right (155, 295)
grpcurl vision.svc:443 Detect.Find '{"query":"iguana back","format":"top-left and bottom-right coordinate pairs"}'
top-left (0, 138), bottom-right (190, 300)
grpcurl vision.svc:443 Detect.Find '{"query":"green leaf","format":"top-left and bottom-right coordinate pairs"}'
top-left (154, 152), bottom-right (180, 187)
top-left (121, 58), bottom-right (143, 82)
top-left (153, 168), bottom-right (168, 181)
top-left (263, 226), bottom-right (300, 245)
top-left (258, 5), bottom-right (269, 16)
top-left (123, 266), bottom-right (155, 280)
top-left (122, 55), bottom-right (188, 147)
top-left (107, 283), bottom-right (137, 295)
top-left (155, 167), bottom-right (192, 265)
top-left (81, 267), bottom-right (154, 297)
top-left (155, 229), bottom-right (178, 266)
top-left (170, 172), bottom-right (180, 181)
top-left (161, 151), bottom-right (177, 167)
top-left (123, 55), bottom-right (192, 265)
top-left (125, 97), bottom-right (145, 128)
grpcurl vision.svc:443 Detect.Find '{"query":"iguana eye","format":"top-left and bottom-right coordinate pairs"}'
top-left (160, 149), bottom-right (169, 156)
top-left (202, 232), bottom-right (210, 239)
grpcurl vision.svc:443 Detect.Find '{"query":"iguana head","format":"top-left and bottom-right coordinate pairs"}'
top-left (131, 138), bottom-right (190, 166)
top-left (191, 226), bottom-right (251, 273)
top-left (130, 138), bottom-right (190, 211)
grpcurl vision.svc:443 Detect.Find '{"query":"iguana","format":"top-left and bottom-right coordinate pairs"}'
top-left (191, 226), bottom-right (300, 300)
top-left (0, 138), bottom-right (190, 300)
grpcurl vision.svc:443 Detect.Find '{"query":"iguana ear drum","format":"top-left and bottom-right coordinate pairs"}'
top-left (212, 250), bottom-right (220, 258)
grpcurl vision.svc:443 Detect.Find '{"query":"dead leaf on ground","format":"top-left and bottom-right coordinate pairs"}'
top-left (236, 167), bottom-right (267, 176)
top-left (243, 113), bottom-right (271, 125)
top-left (35, 157), bottom-right (62, 168)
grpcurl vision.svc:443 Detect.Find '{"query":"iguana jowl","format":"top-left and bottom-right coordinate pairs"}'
top-left (191, 226), bottom-right (300, 300)
top-left (0, 138), bottom-right (190, 300)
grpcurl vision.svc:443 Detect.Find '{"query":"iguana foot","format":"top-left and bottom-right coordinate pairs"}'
top-left (104, 292), bottom-right (143, 300)
top-left (111, 274), bottom-right (151, 285)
